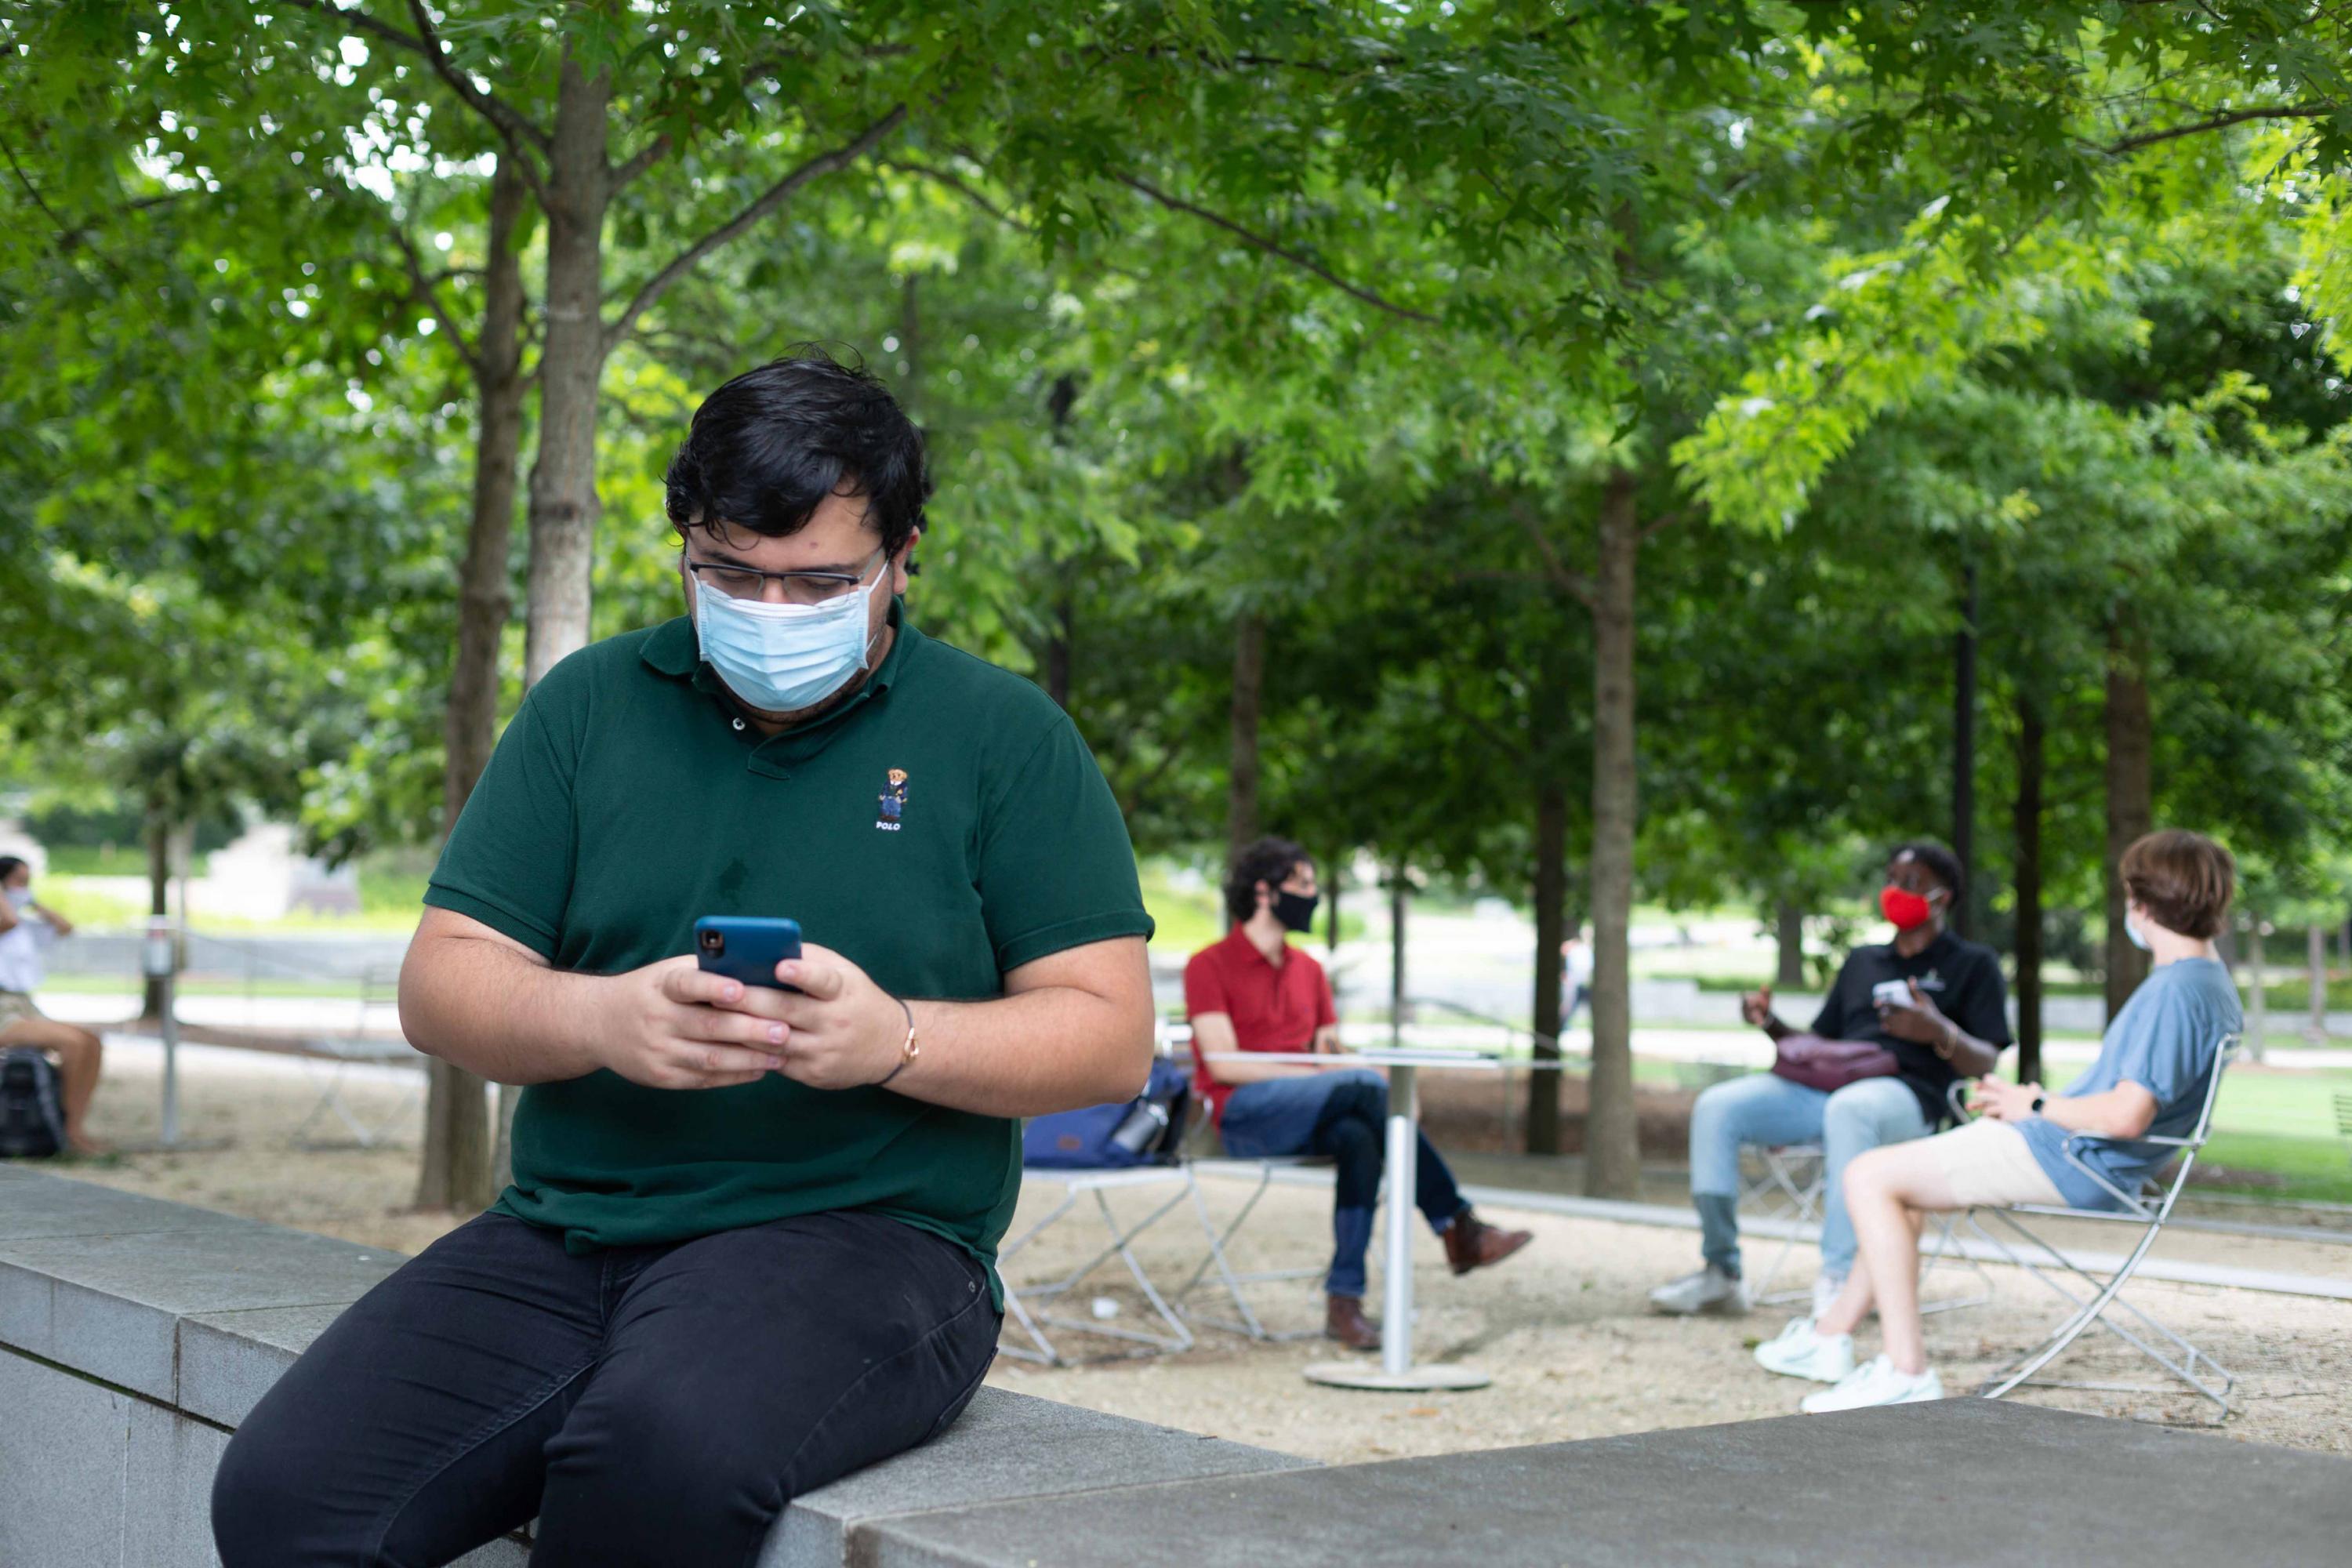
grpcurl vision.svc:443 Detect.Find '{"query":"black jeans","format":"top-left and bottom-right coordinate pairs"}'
top-left (212, 1208), bottom-right (998, 1568)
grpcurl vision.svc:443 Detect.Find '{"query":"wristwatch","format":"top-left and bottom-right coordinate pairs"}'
top-left (2029, 1092), bottom-right (2047, 1115)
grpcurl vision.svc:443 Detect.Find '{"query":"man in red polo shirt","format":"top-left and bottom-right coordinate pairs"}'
top-left (1185, 837), bottom-right (1533, 1350)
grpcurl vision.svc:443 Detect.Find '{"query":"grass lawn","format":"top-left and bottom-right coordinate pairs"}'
top-left (2199, 1066), bottom-right (2352, 1204)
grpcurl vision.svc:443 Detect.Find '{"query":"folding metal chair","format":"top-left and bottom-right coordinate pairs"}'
top-left (1743, 1139), bottom-right (1991, 1314)
top-left (997, 1164), bottom-right (1200, 1366)
top-left (1171, 1154), bottom-right (1332, 1341)
top-left (293, 966), bottom-right (425, 1149)
top-left (1742, 1142), bottom-right (1828, 1307)
top-left (1962, 1035), bottom-right (2241, 1416)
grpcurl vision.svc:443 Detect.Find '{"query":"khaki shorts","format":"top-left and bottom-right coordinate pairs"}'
top-left (1928, 1116), bottom-right (2065, 1208)
top-left (0, 990), bottom-right (43, 1036)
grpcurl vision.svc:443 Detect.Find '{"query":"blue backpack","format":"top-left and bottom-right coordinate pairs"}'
top-left (1022, 1058), bottom-right (1193, 1170)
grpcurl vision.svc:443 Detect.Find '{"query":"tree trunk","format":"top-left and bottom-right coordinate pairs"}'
top-left (521, 49), bottom-right (612, 688)
top-left (2245, 920), bottom-right (2267, 1062)
top-left (1044, 590), bottom-right (1073, 711)
top-left (2101, 620), bottom-right (2153, 1020)
top-left (506, 52), bottom-right (611, 1188)
top-left (1774, 901), bottom-right (1806, 989)
top-left (899, 272), bottom-right (921, 411)
top-left (2309, 922), bottom-right (2329, 1040)
top-left (1584, 472), bottom-right (1641, 1198)
top-left (2013, 697), bottom-right (2045, 1087)
top-left (1388, 872), bottom-right (1408, 1047)
top-left (1225, 612), bottom-right (1265, 865)
top-left (1526, 769), bottom-right (1567, 1156)
top-left (1042, 375), bottom-right (1076, 710)
top-left (1951, 562), bottom-right (1977, 937)
top-left (416, 157), bottom-right (528, 1217)
top-left (1327, 868), bottom-right (1341, 957)
top-left (140, 801), bottom-right (171, 1020)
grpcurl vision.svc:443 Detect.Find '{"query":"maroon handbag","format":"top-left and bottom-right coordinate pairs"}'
top-left (1769, 1033), bottom-right (1900, 1093)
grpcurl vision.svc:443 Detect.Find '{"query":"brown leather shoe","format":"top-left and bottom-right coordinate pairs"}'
top-left (1443, 1209), bottom-right (1534, 1276)
top-left (1325, 1293), bottom-right (1381, 1351)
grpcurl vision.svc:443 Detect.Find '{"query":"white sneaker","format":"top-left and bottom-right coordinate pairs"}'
top-left (1811, 1273), bottom-right (1846, 1321)
top-left (1752, 1316), bottom-right (1855, 1384)
top-left (1801, 1355), bottom-right (1944, 1414)
top-left (1647, 1264), bottom-right (1748, 1316)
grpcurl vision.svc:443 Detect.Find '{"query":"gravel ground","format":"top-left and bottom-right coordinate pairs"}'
top-left (53, 1037), bottom-right (2352, 1464)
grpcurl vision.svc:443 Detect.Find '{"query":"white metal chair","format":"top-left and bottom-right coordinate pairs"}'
top-left (1743, 1138), bottom-right (1991, 1315)
top-left (1960, 1035), bottom-right (2241, 1416)
top-left (1152, 1017), bottom-right (1334, 1341)
top-left (1171, 1154), bottom-right (1332, 1341)
top-left (1742, 1142), bottom-right (1828, 1306)
top-left (997, 1163), bottom-right (1199, 1367)
top-left (292, 966), bottom-right (424, 1149)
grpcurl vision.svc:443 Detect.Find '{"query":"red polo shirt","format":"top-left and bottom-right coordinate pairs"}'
top-left (1183, 925), bottom-right (1336, 1123)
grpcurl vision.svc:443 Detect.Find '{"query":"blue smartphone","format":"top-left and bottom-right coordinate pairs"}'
top-left (694, 916), bottom-right (803, 991)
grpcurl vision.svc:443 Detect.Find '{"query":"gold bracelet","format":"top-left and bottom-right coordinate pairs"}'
top-left (875, 995), bottom-right (920, 1088)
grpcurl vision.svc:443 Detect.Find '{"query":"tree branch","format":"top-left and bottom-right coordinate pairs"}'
top-left (1513, 506), bottom-right (1596, 608)
top-left (887, 158), bottom-right (1032, 233)
top-left (1639, 510), bottom-right (1685, 544)
top-left (279, 0), bottom-right (552, 198)
top-left (391, 226), bottom-right (481, 376)
top-left (0, 130), bottom-right (129, 285)
top-left (2102, 102), bottom-right (2337, 156)
top-left (612, 132), bottom-right (672, 192)
top-left (604, 104), bottom-right (908, 352)
top-left (1113, 173), bottom-right (1440, 325)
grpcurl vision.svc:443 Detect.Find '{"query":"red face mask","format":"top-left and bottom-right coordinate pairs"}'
top-left (1879, 884), bottom-right (1936, 931)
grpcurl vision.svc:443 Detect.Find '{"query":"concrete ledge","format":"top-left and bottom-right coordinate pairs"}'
top-left (768, 1388), bottom-right (1309, 1568)
top-left (858, 1400), bottom-right (2352, 1568)
top-left (0, 1168), bottom-right (1305, 1567)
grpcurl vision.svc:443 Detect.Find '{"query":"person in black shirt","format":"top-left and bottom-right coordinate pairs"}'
top-left (1649, 844), bottom-right (2010, 1320)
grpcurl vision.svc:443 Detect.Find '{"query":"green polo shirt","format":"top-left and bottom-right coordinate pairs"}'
top-left (423, 603), bottom-right (1152, 1289)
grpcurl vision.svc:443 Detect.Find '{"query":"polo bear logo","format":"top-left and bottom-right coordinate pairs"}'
top-left (877, 768), bottom-right (909, 831)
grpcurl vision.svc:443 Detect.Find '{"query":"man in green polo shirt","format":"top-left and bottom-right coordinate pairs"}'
top-left (213, 350), bottom-right (1156, 1568)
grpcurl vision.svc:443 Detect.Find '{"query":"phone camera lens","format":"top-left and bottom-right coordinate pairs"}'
top-left (700, 931), bottom-right (724, 953)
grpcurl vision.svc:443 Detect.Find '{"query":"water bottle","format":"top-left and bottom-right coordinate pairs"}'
top-left (1109, 1097), bottom-right (1171, 1157)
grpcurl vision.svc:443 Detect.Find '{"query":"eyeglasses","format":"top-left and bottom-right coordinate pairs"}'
top-left (683, 548), bottom-right (884, 607)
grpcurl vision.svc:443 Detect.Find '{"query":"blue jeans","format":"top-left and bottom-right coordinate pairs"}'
top-left (1221, 1069), bottom-right (1467, 1298)
top-left (1688, 1072), bottom-right (1930, 1279)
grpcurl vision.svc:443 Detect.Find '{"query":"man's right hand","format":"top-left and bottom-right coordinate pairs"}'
top-left (590, 956), bottom-right (790, 1090)
top-left (1740, 985), bottom-right (1774, 1029)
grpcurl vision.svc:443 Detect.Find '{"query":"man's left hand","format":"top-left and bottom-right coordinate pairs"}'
top-left (1876, 978), bottom-right (1955, 1054)
top-left (717, 942), bottom-right (908, 1091)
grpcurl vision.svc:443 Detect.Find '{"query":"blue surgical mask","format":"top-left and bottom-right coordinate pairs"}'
top-left (692, 557), bottom-right (890, 715)
top-left (2125, 913), bottom-right (2152, 952)
top-left (4, 888), bottom-right (30, 912)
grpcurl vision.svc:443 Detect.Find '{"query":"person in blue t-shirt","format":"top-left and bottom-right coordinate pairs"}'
top-left (1752, 829), bottom-right (2242, 1412)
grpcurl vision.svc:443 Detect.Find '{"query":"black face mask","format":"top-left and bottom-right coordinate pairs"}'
top-left (1272, 889), bottom-right (1320, 934)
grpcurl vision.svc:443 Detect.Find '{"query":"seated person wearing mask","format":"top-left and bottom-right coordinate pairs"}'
top-left (1185, 837), bottom-right (1532, 1352)
top-left (212, 351), bottom-right (1157, 1566)
top-left (0, 855), bottom-right (103, 1153)
top-left (1651, 843), bottom-right (2010, 1321)
top-left (1765, 829), bottom-right (2242, 1411)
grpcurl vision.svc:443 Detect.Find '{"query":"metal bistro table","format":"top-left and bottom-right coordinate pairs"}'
top-left (1200, 1047), bottom-right (1565, 1392)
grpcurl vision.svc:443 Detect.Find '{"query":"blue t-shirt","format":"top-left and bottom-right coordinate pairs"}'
top-left (2019, 957), bottom-right (2241, 1210)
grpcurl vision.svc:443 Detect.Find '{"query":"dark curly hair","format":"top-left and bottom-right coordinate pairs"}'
top-left (1224, 837), bottom-right (1312, 924)
top-left (1888, 840), bottom-right (1964, 900)
top-left (664, 345), bottom-right (931, 557)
